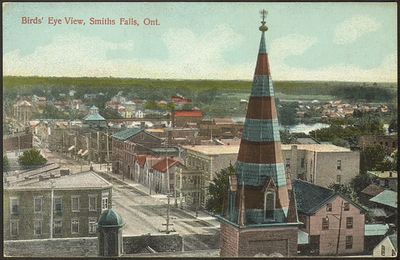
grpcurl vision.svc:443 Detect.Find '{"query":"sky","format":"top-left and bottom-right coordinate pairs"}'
top-left (3, 2), bottom-right (397, 82)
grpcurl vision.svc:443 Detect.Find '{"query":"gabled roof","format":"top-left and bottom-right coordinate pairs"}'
top-left (370, 190), bottom-right (397, 209)
top-left (152, 158), bottom-right (181, 173)
top-left (112, 127), bottom-right (162, 141)
top-left (388, 233), bottom-right (398, 252)
top-left (136, 155), bottom-right (147, 168)
top-left (361, 184), bottom-right (385, 197)
top-left (293, 179), bottom-right (335, 215)
top-left (174, 110), bottom-right (203, 117)
top-left (83, 113), bottom-right (106, 121)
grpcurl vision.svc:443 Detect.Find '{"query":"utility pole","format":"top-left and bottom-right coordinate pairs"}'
top-left (161, 194), bottom-right (175, 234)
top-left (336, 200), bottom-right (344, 256)
top-left (50, 180), bottom-right (55, 239)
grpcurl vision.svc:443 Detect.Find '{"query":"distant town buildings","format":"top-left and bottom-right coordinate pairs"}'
top-left (358, 134), bottom-right (398, 155)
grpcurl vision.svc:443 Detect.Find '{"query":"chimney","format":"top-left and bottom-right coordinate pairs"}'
top-left (60, 169), bottom-right (70, 176)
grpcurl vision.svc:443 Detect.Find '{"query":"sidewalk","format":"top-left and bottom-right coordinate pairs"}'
top-left (91, 163), bottom-right (218, 222)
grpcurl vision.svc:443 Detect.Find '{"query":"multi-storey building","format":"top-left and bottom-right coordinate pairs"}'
top-left (358, 134), bottom-right (398, 155)
top-left (4, 168), bottom-right (112, 240)
top-left (281, 144), bottom-right (360, 188)
top-left (294, 179), bottom-right (365, 256)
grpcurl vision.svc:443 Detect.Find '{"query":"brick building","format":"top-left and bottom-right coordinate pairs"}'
top-left (294, 179), bottom-right (366, 256)
top-left (111, 127), bottom-right (163, 178)
top-left (4, 168), bottom-right (112, 240)
top-left (3, 131), bottom-right (33, 152)
top-left (358, 134), bottom-right (398, 155)
top-left (172, 110), bottom-right (203, 127)
top-left (218, 14), bottom-right (300, 257)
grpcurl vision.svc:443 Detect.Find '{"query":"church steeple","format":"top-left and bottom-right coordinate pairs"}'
top-left (218, 11), bottom-right (300, 257)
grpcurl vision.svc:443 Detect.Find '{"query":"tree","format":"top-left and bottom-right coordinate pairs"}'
top-left (350, 173), bottom-right (377, 194)
top-left (3, 155), bottom-right (10, 172)
top-left (328, 183), bottom-right (359, 204)
top-left (18, 149), bottom-right (47, 168)
top-left (206, 164), bottom-right (235, 214)
top-left (278, 102), bottom-right (297, 126)
top-left (360, 145), bottom-right (387, 173)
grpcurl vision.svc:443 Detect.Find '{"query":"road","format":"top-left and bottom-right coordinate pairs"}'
top-left (41, 148), bottom-right (220, 251)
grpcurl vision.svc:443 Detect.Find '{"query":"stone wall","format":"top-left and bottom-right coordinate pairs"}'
top-left (123, 233), bottom-right (182, 254)
top-left (4, 237), bottom-right (98, 257)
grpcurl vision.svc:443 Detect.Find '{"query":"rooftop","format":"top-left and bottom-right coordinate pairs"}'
top-left (152, 158), bottom-right (181, 173)
top-left (388, 233), bottom-right (398, 252)
top-left (368, 170), bottom-right (398, 179)
top-left (281, 144), bottom-right (351, 152)
top-left (293, 179), bottom-right (336, 215)
top-left (112, 127), bottom-right (143, 141)
top-left (174, 110), bottom-right (203, 117)
top-left (6, 170), bottom-right (112, 190)
top-left (370, 190), bottom-right (397, 209)
top-left (365, 224), bottom-right (390, 236)
top-left (361, 184), bottom-right (385, 197)
top-left (83, 113), bottom-right (106, 121)
top-left (182, 145), bottom-right (240, 155)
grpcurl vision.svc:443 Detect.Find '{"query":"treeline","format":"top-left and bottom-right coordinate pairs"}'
top-left (3, 76), bottom-right (397, 103)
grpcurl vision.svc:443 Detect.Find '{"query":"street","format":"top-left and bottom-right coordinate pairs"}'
top-left (41, 148), bottom-right (220, 251)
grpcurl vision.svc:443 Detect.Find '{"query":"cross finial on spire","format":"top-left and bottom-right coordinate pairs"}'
top-left (259, 9), bottom-right (268, 32)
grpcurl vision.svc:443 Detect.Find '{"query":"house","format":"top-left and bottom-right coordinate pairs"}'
top-left (150, 157), bottom-right (182, 194)
top-left (369, 190), bottom-right (397, 224)
top-left (359, 184), bottom-right (385, 208)
top-left (364, 224), bottom-right (391, 254)
top-left (368, 170), bottom-right (398, 191)
top-left (3, 168), bottom-right (112, 240)
top-left (171, 95), bottom-right (192, 106)
top-left (294, 179), bottom-right (366, 256)
top-left (172, 110), bottom-right (203, 127)
top-left (373, 232), bottom-right (397, 257)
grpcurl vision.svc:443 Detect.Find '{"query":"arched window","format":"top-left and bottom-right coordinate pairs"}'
top-left (264, 191), bottom-right (275, 220)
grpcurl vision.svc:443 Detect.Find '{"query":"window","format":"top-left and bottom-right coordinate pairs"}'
top-left (392, 249), bottom-right (395, 256)
top-left (34, 220), bottom-right (42, 235)
top-left (336, 175), bottom-right (342, 184)
top-left (344, 202), bottom-right (350, 211)
top-left (322, 217), bottom-right (329, 230)
top-left (381, 245), bottom-right (385, 256)
top-left (346, 217), bottom-right (353, 229)
top-left (10, 220), bottom-right (19, 236)
top-left (89, 195), bottom-right (97, 211)
top-left (34, 197), bottom-right (43, 213)
top-left (71, 219), bottom-right (79, 234)
top-left (326, 203), bottom-right (332, 212)
top-left (301, 158), bottom-right (305, 168)
top-left (102, 193), bottom-right (109, 211)
top-left (337, 160), bottom-right (342, 170)
top-left (10, 197), bottom-right (19, 215)
top-left (71, 196), bottom-right (80, 212)
top-left (54, 197), bottom-right (63, 213)
top-left (89, 218), bottom-right (97, 234)
top-left (345, 236), bottom-right (353, 249)
top-left (264, 191), bottom-right (275, 220)
top-left (54, 220), bottom-right (62, 235)
top-left (285, 158), bottom-right (290, 168)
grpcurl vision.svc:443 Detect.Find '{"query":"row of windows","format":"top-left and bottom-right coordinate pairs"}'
top-left (326, 202), bottom-right (350, 212)
top-left (10, 218), bottom-right (98, 237)
top-left (322, 216), bottom-right (353, 230)
top-left (10, 194), bottom-right (109, 215)
top-left (285, 159), bottom-right (342, 170)
top-left (381, 245), bottom-right (396, 256)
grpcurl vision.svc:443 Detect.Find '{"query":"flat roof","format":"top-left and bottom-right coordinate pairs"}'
top-left (182, 143), bottom-right (352, 155)
top-left (6, 170), bottom-right (112, 190)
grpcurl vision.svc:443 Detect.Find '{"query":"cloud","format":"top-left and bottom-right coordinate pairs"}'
top-left (4, 25), bottom-right (250, 80)
top-left (334, 15), bottom-right (381, 45)
top-left (3, 27), bottom-right (397, 82)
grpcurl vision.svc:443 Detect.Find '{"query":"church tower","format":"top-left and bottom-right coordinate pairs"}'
top-left (218, 10), bottom-right (300, 257)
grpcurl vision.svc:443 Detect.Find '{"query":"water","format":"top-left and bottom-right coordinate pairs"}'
top-left (232, 117), bottom-right (329, 135)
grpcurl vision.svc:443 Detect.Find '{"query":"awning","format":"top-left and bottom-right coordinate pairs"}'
top-left (77, 149), bottom-right (83, 155)
top-left (81, 150), bottom-right (89, 156)
top-left (68, 145), bottom-right (75, 151)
